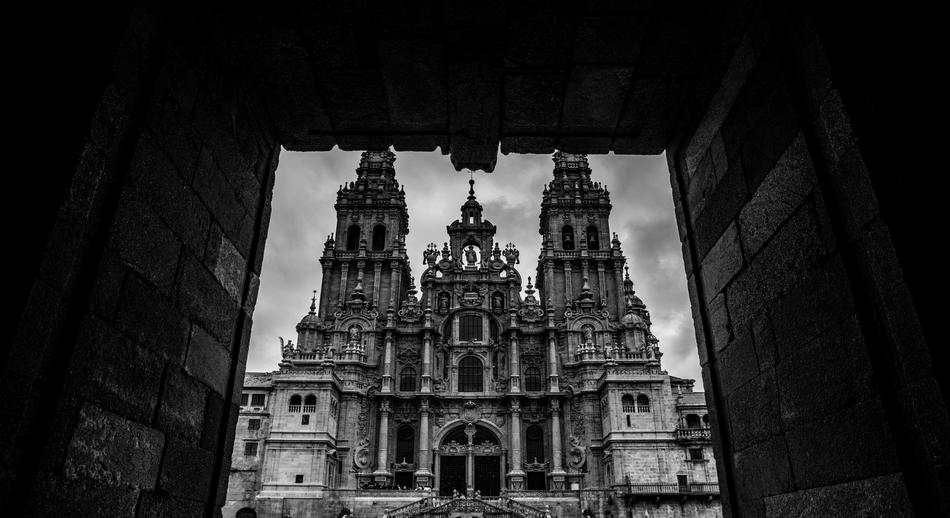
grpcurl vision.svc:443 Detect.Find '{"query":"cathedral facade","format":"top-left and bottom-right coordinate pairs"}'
top-left (226, 151), bottom-right (719, 516)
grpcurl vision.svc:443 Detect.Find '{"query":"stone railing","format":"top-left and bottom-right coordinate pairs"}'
top-left (619, 483), bottom-right (719, 495)
top-left (675, 427), bottom-right (712, 441)
top-left (302, 405), bottom-right (317, 413)
top-left (385, 496), bottom-right (447, 518)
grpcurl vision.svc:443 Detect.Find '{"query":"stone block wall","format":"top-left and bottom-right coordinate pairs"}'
top-left (1, 9), bottom-right (280, 515)
top-left (666, 8), bottom-right (948, 515)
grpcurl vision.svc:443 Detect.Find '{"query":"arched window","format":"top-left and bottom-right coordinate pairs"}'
top-left (621, 394), bottom-right (635, 413)
top-left (458, 356), bottom-right (483, 392)
top-left (303, 394), bottom-right (317, 412)
top-left (637, 394), bottom-right (651, 413)
top-left (702, 414), bottom-right (709, 426)
top-left (685, 414), bottom-right (701, 428)
top-left (395, 425), bottom-right (415, 464)
top-left (524, 367), bottom-right (543, 392)
top-left (236, 508), bottom-right (257, 518)
top-left (289, 394), bottom-right (302, 412)
top-left (371, 224), bottom-right (386, 251)
top-left (459, 314), bottom-right (483, 341)
top-left (345, 224), bottom-right (360, 251)
top-left (399, 367), bottom-right (416, 392)
top-left (562, 225), bottom-right (575, 250)
top-left (525, 425), bottom-right (545, 463)
top-left (586, 225), bottom-right (600, 250)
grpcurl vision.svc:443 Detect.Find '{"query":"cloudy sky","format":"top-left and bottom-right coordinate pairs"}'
top-left (247, 150), bottom-right (703, 389)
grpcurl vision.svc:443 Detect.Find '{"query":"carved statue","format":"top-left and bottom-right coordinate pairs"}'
top-left (465, 245), bottom-right (478, 265)
top-left (279, 336), bottom-right (295, 358)
top-left (348, 324), bottom-right (362, 343)
top-left (438, 292), bottom-right (450, 314)
top-left (583, 325), bottom-right (594, 344)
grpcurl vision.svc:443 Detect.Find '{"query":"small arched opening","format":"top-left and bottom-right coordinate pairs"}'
top-left (345, 224), bottom-right (360, 251)
top-left (371, 224), bottom-right (386, 251)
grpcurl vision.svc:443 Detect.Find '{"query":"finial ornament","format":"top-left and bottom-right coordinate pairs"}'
top-left (309, 290), bottom-right (317, 314)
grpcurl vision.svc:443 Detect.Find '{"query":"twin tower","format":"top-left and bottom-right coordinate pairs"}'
top-left (230, 149), bottom-right (715, 502)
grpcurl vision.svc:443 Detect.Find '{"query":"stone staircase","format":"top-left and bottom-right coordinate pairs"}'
top-left (385, 496), bottom-right (548, 517)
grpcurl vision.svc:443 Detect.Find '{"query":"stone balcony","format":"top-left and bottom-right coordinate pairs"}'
top-left (675, 427), bottom-right (712, 442)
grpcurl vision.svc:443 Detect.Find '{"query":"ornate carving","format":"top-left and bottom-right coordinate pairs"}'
top-left (567, 435), bottom-right (588, 471)
top-left (353, 437), bottom-right (372, 470)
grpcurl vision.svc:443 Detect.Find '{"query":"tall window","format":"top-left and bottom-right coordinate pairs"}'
top-left (244, 442), bottom-right (258, 457)
top-left (395, 425), bottom-right (415, 464)
top-left (345, 224), bottom-right (360, 251)
top-left (525, 425), bottom-right (545, 463)
top-left (289, 394), bottom-right (302, 412)
top-left (562, 225), bottom-right (575, 250)
top-left (524, 367), bottom-right (543, 392)
top-left (621, 394), bottom-right (635, 413)
top-left (303, 394), bottom-right (317, 412)
top-left (241, 393), bottom-right (249, 406)
top-left (372, 224), bottom-right (386, 251)
top-left (458, 356), bottom-right (484, 392)
top-left (251, 394), bottom-right (265, 406)
top-left (248, 418), bottom-right (261, 431)
top-left (586, 225), bottom-right (599, 249)
top-left (399, 367), bottom-right (416, 392)
top-left (459, 314), bottom-right (483, 341)
top-left (636, 394), bottom-right (651, 413)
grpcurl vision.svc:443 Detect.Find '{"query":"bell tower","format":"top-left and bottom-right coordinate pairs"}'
top-left (536, 152), bottom-right (627, 318)
top-left (317, 150), bottom-right (411, 317)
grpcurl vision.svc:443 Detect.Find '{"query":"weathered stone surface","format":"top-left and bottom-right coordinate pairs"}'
top-left (700, 221), bottom-right (743, 302)
top-left (186, 324), bottom-right (232, 397)
top-left (63, 404), bottom-right (164, 490)
top-left (764, 472), bottom-right (913, 516)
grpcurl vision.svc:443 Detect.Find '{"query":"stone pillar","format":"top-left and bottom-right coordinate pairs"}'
top-left (549, 398), bottom-right (567, 490)
top-left (421, 332), bottom-right (433, 393)
top-left (372, 261), bottom-right (382, 307)
top-left (339, 262), bottom-right (349, 302)
top-left (613, 261), bottom-right (625, 317)
top-left (373, 399), bottom-right (393, 484)
top-left (547, 334), bottom-right (560, 392)
top-left (415, 399), bottom-right (433, 487)
top-left (389, 260), bottom-right (402, 307)
top-left (465, 425), bottom-right (475, 496)
top-left (381, 334), bottom-right (394, 393)
top-left (564, 262), bottom-right (573, 301)
top-left (508, 332), bottom-right (520, 393)
top-left (506, 398), bottom-right (525, 490)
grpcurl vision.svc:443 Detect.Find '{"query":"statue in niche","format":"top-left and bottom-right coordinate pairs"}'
top-left (438, 292), bottom-right (450, 314)
top-left (582, 325), bottom-right (594, 345)
top-left (348, 324), bottom-right (362, 346)
top-left (465, 245), bottom-right (478, 266)
top-left (491, 292), bottom-right (505, 313)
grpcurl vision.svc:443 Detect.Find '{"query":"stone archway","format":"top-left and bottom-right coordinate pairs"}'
top-left (436, 423), bottom-right (503, 497)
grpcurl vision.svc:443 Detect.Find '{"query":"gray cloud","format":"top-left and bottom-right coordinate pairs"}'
top-left (246, 150), bottom-right (703, 390)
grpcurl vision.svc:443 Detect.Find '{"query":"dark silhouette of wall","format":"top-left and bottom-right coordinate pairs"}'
top-left (1, 3), bottom-right (944, 516)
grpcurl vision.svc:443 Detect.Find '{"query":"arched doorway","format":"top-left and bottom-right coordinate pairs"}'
top-left (437, 423), bottom-right (502, 497)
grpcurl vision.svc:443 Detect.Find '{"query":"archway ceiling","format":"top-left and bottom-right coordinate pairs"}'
top-left (227, 1), bottom-right (737, 171)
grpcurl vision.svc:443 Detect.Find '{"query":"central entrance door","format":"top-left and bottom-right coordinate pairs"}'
top-left (438, 423), bottom-right (503, 497)
top-left (473, 456), bottom-right (500, 496)
top-left (439, 456), bottom-right (466, 496)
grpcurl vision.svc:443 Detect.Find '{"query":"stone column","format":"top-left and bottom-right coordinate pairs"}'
top-left (372, 262), bottom-right (382, 307)
top-left (547, 334), bottom-right (560, 392)
top-left (339, 262), bottom-right (349, 302)
top-left (389, 260), bottom-right (402, 307)
top-left (415, 399), bottom-right (433, 487)
top-left (564, 262), bottom-right (574, 301)
top-left (613, 261), bottom-right (625, 317)
top-left (421, 332), bottom-right (433, 393)
top-left (381, 334), bottom-right (394, 393)
top-left (508, 332), bottom-right (520, 393)
top-left (465, 425), bottom-right (475, 496)
top-left (549, 399), bottom-right (567, 490)
top-left (506, 398), bottom-right (525, 490)
top-left (373, 399), bottom-right (393, 484)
